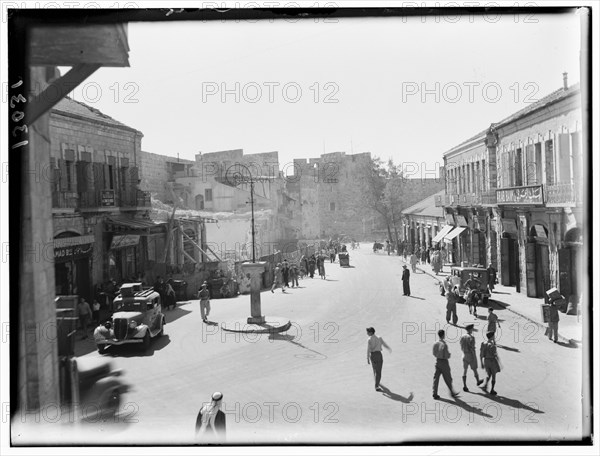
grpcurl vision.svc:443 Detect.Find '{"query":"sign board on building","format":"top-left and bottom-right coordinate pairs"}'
top-left (54, 243), bottom-right (93, 261)
top-left (533, 224), bottom-right (547, 238)
top-left (101, 190), bottom-right (116, 206)
top-left (501, 218), bottom-right (518, 234)
top-left (111, 234), bottom-right (140, 250)
top-left (496, 185), bottom-right (544, 205)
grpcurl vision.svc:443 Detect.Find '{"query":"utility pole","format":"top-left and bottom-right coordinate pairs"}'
top-left (250, 177), bottom-right (256, 263)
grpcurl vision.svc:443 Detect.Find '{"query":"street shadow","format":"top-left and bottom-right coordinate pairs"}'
top-left (324, 278), bottom-right (339, 282)
top-left (378, 385), bottom-right (414, 403)
top-left (555, 340), bottom-right (580, 349)
top-left (472, 392), bottom-right (545, 414)
top-left (340, 265), bottom-right (356, 268)
top-left (268, 332), bottom-right (328, 360)
top-left (104, 334), bottom-right (171, 358)
top-left (491, 291), bottom-right (511, 295)
top-left (437, 396), bottom-right (495, 419)
top-left (164, 306), bottom-right (193, 324)
top-left (496, 344), bottom-right (520, 353)
top-left (408, 296), bottom-right (425, 300)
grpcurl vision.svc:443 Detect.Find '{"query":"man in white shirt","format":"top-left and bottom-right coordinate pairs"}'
top-left (366, 327), bottom-right (392, 392)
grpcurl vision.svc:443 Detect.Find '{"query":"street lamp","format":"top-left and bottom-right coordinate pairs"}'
top-left (226, 163), bottom-right (257, 263)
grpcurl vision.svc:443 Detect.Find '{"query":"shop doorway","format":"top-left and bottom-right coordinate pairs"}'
top-left (559, 228), bottom-right (582, 303)
top-left (500, 234), bottom-right (519, 289)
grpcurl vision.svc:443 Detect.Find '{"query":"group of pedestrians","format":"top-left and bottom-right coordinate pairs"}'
top-left (271, 258), bottom-right (303, 293)
top-left (366, 325), bottom-right (502, 400)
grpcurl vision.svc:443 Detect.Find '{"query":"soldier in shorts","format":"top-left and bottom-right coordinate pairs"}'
top-left (459, 323), bottom-right (484, 392)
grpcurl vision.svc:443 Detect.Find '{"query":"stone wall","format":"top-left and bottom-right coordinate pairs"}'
top-left (139, 150), bottom-right (194, 203)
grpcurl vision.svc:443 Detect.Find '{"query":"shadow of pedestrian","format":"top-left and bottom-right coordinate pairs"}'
top-left (378, 385), bottom-right (414, 403)
top-left (496, 344), bottom-right (520, 353)
top-left (408, 296), bottom-right (425, 300)
top-left (554, 340), bottom-right (580, 349)
top-left (269, 332), bottom-right (328, 359)
top-left (472, 392), bottom-right (545, 414)
top-left (437, 396), bottom-right (495, 419)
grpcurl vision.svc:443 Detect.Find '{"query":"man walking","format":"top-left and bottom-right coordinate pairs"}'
top-left (198, 281), bottom-right (211, 322)
top-left (410, 252), bottom-right (418, 272)
top-left (77, 297), bottom-right (93, 340)
top-left (446, 286), bottom-right (459, 325)
top-left (432, 329), bottom-right (460, 400)
top-left (281, 259), bottom-right (290, 289)
top-left (401, 265), bottom-right (411, 296)
top-left (195, 391), bottom-right (226, 441)
top-left (366, 327), bottom-right (392, 392)
top-left (459, 324), bottom-right (484, 392)
top-left (480, 331), bottom-right (501, 395)
top-left (486, 307), bottom-right (500, 341)
top-left (548, 300), bottom-right (560, 343)
top-left (271, 263), bottom-right (285, 293)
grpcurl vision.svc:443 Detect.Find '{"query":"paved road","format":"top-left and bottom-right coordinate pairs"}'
top-left (44, 248), bottom-right (584, 444)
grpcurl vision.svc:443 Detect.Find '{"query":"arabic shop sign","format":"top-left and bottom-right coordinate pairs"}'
top-left (54, 243), bottom-right (93, 261)
top-left (496, 185), bottom-right (544, 205)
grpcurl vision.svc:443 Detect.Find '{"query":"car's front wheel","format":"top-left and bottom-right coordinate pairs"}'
top-left (97, 344), bottom-right (107, 355)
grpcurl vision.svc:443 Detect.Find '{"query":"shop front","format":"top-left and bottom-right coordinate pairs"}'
top-left (54, 233), bottom-right (94, 301)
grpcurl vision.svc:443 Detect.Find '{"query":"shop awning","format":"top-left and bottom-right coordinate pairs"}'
top-left (443, 226), bottom-right (467, 242)
top-left (501, 218), bottom-right (518, 234)
top-left (432, 225), bottom-right (454, 243)
top-left (105, 216), bottom-right (166, 234)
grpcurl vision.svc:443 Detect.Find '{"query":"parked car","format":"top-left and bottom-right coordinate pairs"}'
top-left (449, 266), bottom-right (491, 304)
top-left (94, 283), bottom-right (166, 354)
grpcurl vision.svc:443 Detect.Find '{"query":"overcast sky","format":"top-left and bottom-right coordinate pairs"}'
top-left (64, 10), bottom-right (582, 175)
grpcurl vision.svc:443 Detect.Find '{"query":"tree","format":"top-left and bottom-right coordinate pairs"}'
top-left (354, 156), bottom-right (405, 245)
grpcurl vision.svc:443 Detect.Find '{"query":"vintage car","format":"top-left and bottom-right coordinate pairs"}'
top-left (94, 283), bottom-right (166, 354)
top-left (448, 266), bottom-right (491, 304)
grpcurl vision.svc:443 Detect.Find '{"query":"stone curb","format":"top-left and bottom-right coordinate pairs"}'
top-left (403, 259), bottom-right (578, 346)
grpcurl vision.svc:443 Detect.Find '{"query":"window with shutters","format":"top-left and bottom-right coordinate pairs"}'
top-left (482, 160), bottom-right (487, 191)
top-left (205, 188), bottom-right (213, 202)
top-left (545, 140), bottom-right (555, 185)
top-left (108, 165), bottom-right (114, 190)
top-left (525, 144), bottom-right (535, 185)
top-left (534, 143), bottom-right (542, 185)
top-left (514, 148), bottom-right (523, 186)
top-left (65, 160), bottom-right (74, 191)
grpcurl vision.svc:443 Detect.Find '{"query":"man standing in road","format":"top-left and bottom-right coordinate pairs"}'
top-left (366, 327), bottom-right (392, 392)
top-left (548, 300), bottom-right (560, 343)
top-left (198, 281), bottom-right (211, 323)
top-left (459, 324), bottom-right (484, 392)
top-left (446, 286), bottom-right (459, 325)
top-left (432, 329), bottom-right (460, 400)
top-left (401, 265), bottom-right (411, 296)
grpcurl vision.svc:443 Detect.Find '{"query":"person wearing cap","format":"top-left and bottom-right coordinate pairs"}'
top-left (401, 265), bottom-right (410, 296)
top-left (432, 329), bottom-right (460, 400)
top-left (195, 392), bottom-right (226, 440)
top-left (479, 331), bottom-right (501, 395)
top-left (459, 324), bottom-right (484, 392)
top-left (366, 327), bottom-right (392, 392)
top-left (198, 281), bottom-right (211, 322)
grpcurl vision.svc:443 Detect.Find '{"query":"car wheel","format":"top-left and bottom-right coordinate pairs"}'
top-left (158, 317), bottom-right (165, 337)
top-left (142, 331), bottom-right (150, 351)
top-left (97, 344), bottom-right (107, 355)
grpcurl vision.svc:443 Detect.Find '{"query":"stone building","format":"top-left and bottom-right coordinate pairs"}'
top-left (287, 152), bottom-right (377, 240)
top-left (438, 77), bottom-right (585, 306)
top-left (15, 20), bottom-right (130, 415)
top-left (138, 150), bottom-right (195, 204)
top-left (400, 190), bottom-right (446, 250)
top-left (49, 97), bottom-right (159, 297)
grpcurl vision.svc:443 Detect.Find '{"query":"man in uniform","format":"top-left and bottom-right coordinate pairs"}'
top-left (459, 324), bottom-right (484, 392)
top-left (401, 265), bottom-right (411, 296)
top-left (198, 281), bottom-right (211, 322)
top-left (432, 329), bottom-right (460, 400)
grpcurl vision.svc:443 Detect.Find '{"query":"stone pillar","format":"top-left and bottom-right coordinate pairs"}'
top-left (241, 261), bottom-right (267, 324)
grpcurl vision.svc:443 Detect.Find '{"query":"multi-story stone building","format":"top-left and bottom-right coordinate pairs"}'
top-left (400, 190), bottom-right (446, 250)
top-left (49, 97), bottom-right (159, 296)
top-left (438, 76), bottom-right (585, 306)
